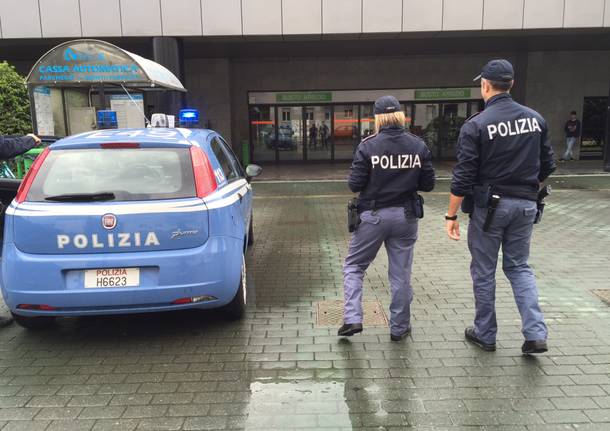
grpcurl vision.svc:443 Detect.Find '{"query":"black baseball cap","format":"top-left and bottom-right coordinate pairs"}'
top-left (374, 95), bottom-right (401, 115)
top-left (473, 59), bottom-right (514, 82)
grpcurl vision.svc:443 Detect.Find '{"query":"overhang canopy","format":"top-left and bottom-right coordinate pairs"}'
top-left (26, 39), bottom-right (186, 92)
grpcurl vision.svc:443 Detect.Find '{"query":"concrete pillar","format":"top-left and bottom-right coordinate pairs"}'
top-left (603, 85), bottom-right (610, 172)
top-left (512, 51), bottom-right (528, 105)
top-left (151, 36), bottom-right (186, 117)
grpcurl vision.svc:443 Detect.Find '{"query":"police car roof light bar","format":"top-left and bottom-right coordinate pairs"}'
top-left (189, 146), bottom-right (217, 198)
top-left (15, 147), bottom-right (51, 204)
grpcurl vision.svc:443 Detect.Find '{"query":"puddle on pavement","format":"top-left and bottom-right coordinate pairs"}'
top-left (246, 380), bottom-right (354, 428)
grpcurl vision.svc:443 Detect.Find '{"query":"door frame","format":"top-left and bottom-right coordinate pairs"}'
top-left (249, 99), bottom-right (484, 163)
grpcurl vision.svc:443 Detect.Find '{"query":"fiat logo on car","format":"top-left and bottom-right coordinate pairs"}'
top-left (102, 214), bottom-right (117, 230)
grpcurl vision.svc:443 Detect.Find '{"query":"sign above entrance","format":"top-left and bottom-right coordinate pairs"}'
top-left (276, 92), bottom-right (332, 103)
top-left (250, 87), bottom-right (479, 105)
top-left (415, 88), bottom-right (473, 101)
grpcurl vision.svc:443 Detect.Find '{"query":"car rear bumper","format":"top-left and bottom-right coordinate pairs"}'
top-left (1, 236), bottom-right (243, 317)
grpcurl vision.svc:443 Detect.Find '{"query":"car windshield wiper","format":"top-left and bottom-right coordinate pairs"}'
top-left (45, 192), bottom-right (116, 202)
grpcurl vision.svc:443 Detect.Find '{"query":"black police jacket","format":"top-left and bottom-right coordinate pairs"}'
top-left (348, 126), bottom-right (435, 212)
top-left (0, 135), bottom-right (37, 160)
top-left (451, 93), bottom-right (556, 201)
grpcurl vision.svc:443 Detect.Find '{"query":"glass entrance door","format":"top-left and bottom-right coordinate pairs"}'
top-left (437, 102), bottom-right (468, 159)
top-left (250, 106), bottom-right (276, 162)
top-left (305, 106), bottom-right (332, 160)
top-left (333, 104), bottom-right (359, 160)
top-left (277, 106), bottom-right (303, 161)
top-left (412, 101), bottom-right (471, 159)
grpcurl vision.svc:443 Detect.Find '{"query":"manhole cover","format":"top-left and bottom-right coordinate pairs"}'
top-left (592, 289), bottom-right (610, 305)
top-left (316, 300), bottom-right (388, 326)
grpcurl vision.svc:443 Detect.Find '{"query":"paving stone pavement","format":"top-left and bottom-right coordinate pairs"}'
top-left (1, 177), bottom-right (610, 430)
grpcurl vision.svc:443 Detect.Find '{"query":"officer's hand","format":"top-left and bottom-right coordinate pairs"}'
top-left (27, 134), bottom-right (42, 145)
top-left (446, 220), bottom-right (460, 241)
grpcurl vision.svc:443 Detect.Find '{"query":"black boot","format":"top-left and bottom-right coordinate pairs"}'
top-left (390, 327), bottom-right (411, 342)
top-left (522, 340), bottom-right (548, 354)
top-left (338, 323), bottom-right (363, 337)
top-left (464, 327), bottom-right (496, 352)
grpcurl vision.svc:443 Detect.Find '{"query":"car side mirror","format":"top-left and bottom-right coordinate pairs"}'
top-left (245, 164), bottom-right (263, 182)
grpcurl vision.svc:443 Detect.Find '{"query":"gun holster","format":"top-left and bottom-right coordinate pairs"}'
top-left (534, 185), bottom-right (551, 225)
top-left (461, 195), bottom-right (474, 215)
top-left (347, 198), bottom-right (360, 233)
top-left (473, 185), bottom-right (492, 208)
top-left (409, 194), bottom-right (424, 219)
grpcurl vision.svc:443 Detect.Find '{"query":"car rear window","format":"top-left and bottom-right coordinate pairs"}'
top-left (26, 148), bottom-right (196, 202)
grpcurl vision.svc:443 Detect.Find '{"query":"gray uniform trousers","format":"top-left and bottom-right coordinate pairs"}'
top-left (343, 207), bottom-right (418, 335)
top-left (468, 197), bottom-right (548, 344)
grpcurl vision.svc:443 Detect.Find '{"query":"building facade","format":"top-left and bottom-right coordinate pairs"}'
top-left (1, 0), bottom-right (609, 165)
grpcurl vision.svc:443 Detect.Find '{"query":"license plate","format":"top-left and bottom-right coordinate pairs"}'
top-left (84, 268), bottom-right (140, 288)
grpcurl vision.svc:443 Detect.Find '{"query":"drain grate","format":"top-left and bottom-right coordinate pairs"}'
top-left (316, 300), bottom-right (388, 326)
top-left (592, 289), bottom-right (610, 305)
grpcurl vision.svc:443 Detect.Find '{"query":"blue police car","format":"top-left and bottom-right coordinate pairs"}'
top-left (1, 128), bottom-right (262, 329)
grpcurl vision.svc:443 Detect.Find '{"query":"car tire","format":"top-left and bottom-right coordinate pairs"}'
top-left (222, 256), bottom-right (246, 320)
top-left (11, 313), bottom-right (55, 330)
top-left (247, 217), bottom-right (254, 246)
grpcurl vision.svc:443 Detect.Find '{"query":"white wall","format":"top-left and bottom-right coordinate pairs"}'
top-left (202, 0), bottom-right (242, 35)
top-left (1, 0), bottom-right (610, 38)
top-left (40, 0), bottom-right (81, 38)
top-left (242, 0), bottom-right (282, 35)
top-left (483, 0), bottom-right (524, 30)
top-left (79, 0), bottom-right (122, 37)
top-left (403, 0), bottom-right (442, 32)
top-left (564, 0), bottom-right (605, 28)
top-left (120, 0), bottom-right (163, 37)
top-left (161, 0), bottom-right (203, 36)
top-left (523, 0), bottom-right (564, 29)
top-left (443, 0), bottom-right (483, 31)
top-left (363, 0), bottom-right (402, 33)
top-left (283, 0), bottom-right (321, 35)
top-left (323, 0), bottom-right (361, 34)
top-left (0, 0), bottom-right (42, 38)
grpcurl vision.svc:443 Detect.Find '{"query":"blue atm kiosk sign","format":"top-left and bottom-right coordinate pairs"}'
top-left (33, 42), bottom-right (146, 84)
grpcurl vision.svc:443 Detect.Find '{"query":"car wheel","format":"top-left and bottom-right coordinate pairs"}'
top-left (247, 217), bottom-right (254, 246)
top-left (222, 255), bottom-right (247, 320)
top-left (11, 313), bottom-right (55, 330)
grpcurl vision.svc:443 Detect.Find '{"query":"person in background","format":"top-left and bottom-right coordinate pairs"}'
top-left (0, 133), bottom-right (42, 328)
top-left (309, 123), bottom-right (318, 150)
top-left (319, 121), bottom-right (329, 148)
top-left (561, 110), bottom-right (581, 161)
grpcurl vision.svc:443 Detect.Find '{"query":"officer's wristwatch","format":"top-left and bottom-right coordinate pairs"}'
top-left (445, 213), bottom-right (458, 221)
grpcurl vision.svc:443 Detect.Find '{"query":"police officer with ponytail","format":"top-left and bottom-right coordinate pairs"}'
top-left (445, 59), bottom-right (556, 354)
top-left (339, 95), bottom-right (435, 341)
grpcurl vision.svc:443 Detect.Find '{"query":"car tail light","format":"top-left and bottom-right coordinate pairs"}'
top-left (17, 304), bottom-right (57, 311)
top-left (15, 147), bottom-right (51, 203)
top-left (190, 146), bottom-right (217, 198)
top-left (100, 143), bottom-right (140, 149)
top-left (172, 298), bottom-right (192, 305)
top-left (172, 296), bottom-right (217, 305)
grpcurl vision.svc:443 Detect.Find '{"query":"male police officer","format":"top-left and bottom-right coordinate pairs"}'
top-left (339, 95), bottom-right (435, 341)
top-left (0, 133), bottom-right (41, 328)
top-left (445, 60), bottom-right (556, 354)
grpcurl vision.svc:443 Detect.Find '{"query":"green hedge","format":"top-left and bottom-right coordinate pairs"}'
top-left (0, 62), bottom-right (31, 136)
